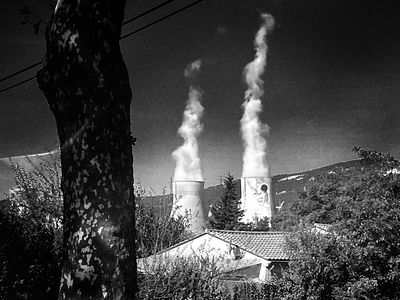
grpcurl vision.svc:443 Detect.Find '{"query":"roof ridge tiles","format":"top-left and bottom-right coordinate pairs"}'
top-left (206, 229), bottom-right (287, 235)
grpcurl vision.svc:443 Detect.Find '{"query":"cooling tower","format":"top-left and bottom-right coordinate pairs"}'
top-left (171, 180), bottom-right (206, 234)
top-left (240, 177), bottom-right (275, 224)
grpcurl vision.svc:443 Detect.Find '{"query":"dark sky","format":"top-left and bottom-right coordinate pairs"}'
top-left (1, 0), bottom-right (400, 195)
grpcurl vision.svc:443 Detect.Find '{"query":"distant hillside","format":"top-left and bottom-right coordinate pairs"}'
top-left (271, 160), bottom-right (360, 207)
top-left (2, 157), bottom-right (361, 208)
top-left (142, 160), bottom-right (361, 220)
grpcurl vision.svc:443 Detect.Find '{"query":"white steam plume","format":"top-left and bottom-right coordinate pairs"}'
top-left (241, 13), bottom-right (274, 178)
top-left (172, 60), bottom-right (204, 181)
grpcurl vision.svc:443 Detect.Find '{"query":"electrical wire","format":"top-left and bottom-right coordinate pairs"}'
top-left (0, 75), bottom-right (37, 93)
top-left (0, 0), bottom-right (203, 94)
top-left (0, 0), bottom-right (178, 85)
top-left (120, 0), bottom-right (203, 40)
top-left (122, 0), bottom-right (177, 26)
top-left (0, 62), bottom-right (41, 84)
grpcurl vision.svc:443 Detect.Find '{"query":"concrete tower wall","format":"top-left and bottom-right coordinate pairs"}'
top-left (172, 180), bottom-right (205, 234)
top-left (240, 177), bottom-right (275, 223)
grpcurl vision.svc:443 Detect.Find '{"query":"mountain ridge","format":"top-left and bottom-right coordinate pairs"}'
top-left (1, 156), bottom-right (361, 204)
top-left (142, 159), bottom-right (361, 219)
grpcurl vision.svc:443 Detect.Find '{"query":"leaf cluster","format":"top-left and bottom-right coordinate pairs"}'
top-left (0, 153), bottom-right (62, 300)
top-left (134, 181), bottom-right (193, 258)
top-left (209, 173), bottom-right (245, 230)
top-left (276, 147), bottom-right (400, 299)
top-left (138, 255), bottom-right (232, 300)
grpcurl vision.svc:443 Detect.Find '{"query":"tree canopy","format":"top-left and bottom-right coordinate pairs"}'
top-left (209, 173), bottom-right (244, 230)
top-left (275, 147), bottom-right (400, 299)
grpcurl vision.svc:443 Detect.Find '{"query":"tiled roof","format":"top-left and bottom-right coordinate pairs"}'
top-left (207, 229), bottom-right (290, 261)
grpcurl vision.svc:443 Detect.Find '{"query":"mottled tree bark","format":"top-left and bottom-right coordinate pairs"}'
top-left (37, 0), bottom-right (137, 299)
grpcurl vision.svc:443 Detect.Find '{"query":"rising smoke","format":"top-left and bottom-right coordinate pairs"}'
top-left (172, 60), bottom-right (204, 181)
top-left (241, 13), bottom-right (275, 178)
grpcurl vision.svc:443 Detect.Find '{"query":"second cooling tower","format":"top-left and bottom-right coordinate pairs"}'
top-left (240, 177), bottom-right (275, 223)
top-left (171, 180), bottom-right (206, 234)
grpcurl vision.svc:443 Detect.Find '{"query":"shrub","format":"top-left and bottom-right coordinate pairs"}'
top-left (134, 181), bottom-right (192, 258)
top-left (138, 255), bottom-right (232, 300)
top-left (0, 153), bottom-right (62, 299)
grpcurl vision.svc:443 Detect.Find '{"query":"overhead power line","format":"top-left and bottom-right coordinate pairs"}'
top-left (0, 0), bottom-right (203, 94)
top-left (0, 62), bottom-right (41, 84)
top-left (120, 0), bottom-right (203, 40)
top-left (0, 0), bottom-right (178, 85)
top-left (0, 75), bottom-right (37, 93)
top-left (122, 0), bottom-right (177, 26)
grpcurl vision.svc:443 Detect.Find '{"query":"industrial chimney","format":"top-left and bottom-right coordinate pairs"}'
top-left (240, 177), bottom-right (275, 223)
top-left (171, 180), bottom-right (206, 234)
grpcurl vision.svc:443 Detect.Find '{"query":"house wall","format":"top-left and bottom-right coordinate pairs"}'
top-left (223, 264), bottom-right (262, 281)
top-left (161, 234), bottom-right (230, 259)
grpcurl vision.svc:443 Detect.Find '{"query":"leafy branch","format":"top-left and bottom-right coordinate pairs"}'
top-left (16, 0), bottom-right (55, 34)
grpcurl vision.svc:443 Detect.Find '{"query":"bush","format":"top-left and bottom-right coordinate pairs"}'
top-left (229, 279), bottom-right (289, 300)
top-left (134, 181), bottom-right (192, 258)
top-left (138, 255), bottom-right (232, 300)
top-left (0, 153), bottom-right (62, 299)
top-left (0, 157), bottom-right (193, 298)
top-left (277, 147), bottom-right (400, 299)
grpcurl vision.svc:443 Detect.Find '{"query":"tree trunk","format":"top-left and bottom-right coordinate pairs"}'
top-left (37, 0), bottom-right (137, 299)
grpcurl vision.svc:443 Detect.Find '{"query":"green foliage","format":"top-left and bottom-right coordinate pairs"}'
top-left (209, 173), bottom-right (244, 230)
top-left (272, 147), bottom-right (400, 231)
top-left (9, 154), bottom-right (63, 227)
top-left (0, 209), bottom-right (62, 299)
top-left (230, 280), bottom-right (289, 300)
top-left (6, 146), bottom-right (399, 299)
top-left (0, 156), bottom-right (191, 298)
top-left (135, 182), bottom-right (191, 258)
top-left (283, 228), bottom-right (349, 299)
top-left (18, 0), bottom-right (56, 34)
top-left (138, 255), bottom-right (231, 300)
top-left (278, 147), bottom-right (400, 299)
top-left (271, 165), bottom-right (365, 231)
top-left (231, 215), bottom-right (271, 232)
top-left (0, 153), bottom-right (62, 300)
top-left (232, 282), bottom-right (261, 300)
top-left (138, 254), bottom-right (291, 300)
top-left (352, 146), bottom-right (399, 169)
top-left (259, 280), bottom-right (290, 300)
